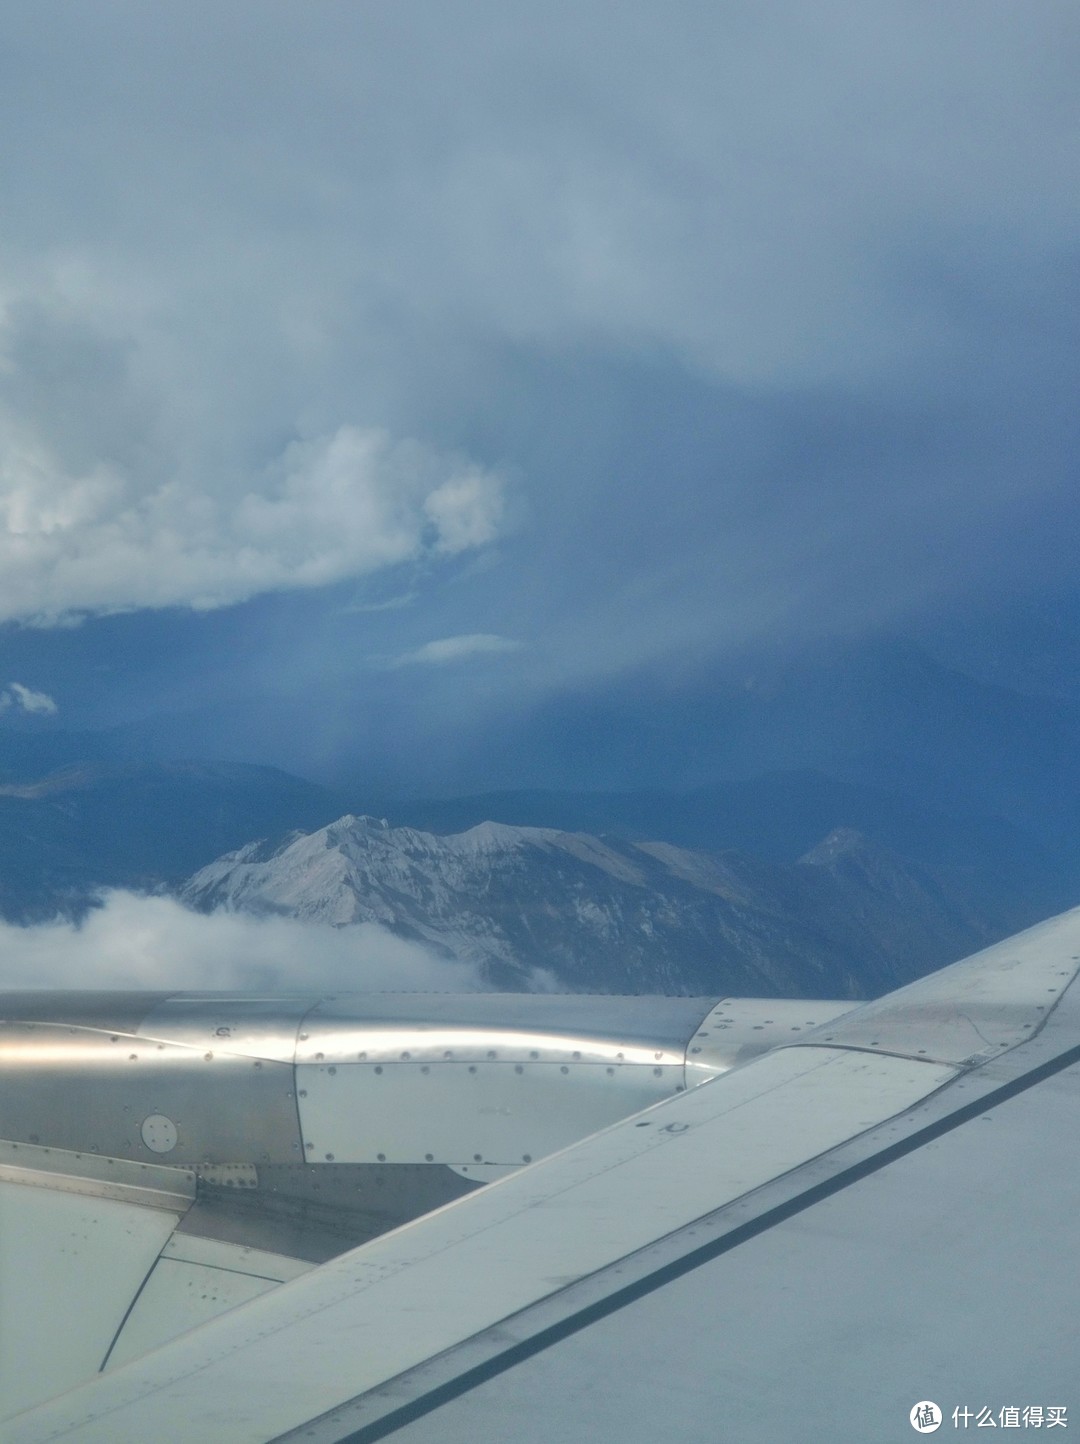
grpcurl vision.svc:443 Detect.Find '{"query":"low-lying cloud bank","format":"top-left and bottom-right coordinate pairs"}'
top-left (0, 890), bottom-right (485, 992)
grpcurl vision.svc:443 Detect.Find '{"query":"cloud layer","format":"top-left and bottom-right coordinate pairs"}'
top-left (0, 890), bottom-right (484, 992)
top-left (0, 2), bottom-right (1076, 745)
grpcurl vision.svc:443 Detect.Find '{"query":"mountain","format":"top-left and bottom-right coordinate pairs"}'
top-left (181, 814), bottom-right (1014, 998)
top-left (0, 761), bottom-right (345, 921)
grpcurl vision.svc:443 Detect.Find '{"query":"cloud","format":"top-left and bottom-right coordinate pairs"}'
top-left (0, 681), bottom-right (58, 714)
top-left (390, 633), bottom-right (524, 667)
top-left (0, 890), bottom-right (485, 991)
top-left (0, 398), bottom-right (506, 624)
top-left (0, 1), bottom-right (1075, 700)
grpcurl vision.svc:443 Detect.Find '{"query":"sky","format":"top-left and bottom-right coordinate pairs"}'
top-left (0, 1), bottom-right (1077, 794)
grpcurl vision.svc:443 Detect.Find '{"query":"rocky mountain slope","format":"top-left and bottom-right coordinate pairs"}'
top-left (182, 814), bottom-right (1006, 998)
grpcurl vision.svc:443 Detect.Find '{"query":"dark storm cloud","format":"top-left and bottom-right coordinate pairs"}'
top-left (0, 1), bottom-right (1075, 702)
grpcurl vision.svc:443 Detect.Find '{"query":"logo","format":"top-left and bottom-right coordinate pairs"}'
top-left (910, 1402), bottom-right (942, 1433)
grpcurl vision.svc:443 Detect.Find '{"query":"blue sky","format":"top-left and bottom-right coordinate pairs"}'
top-left (0, 2), bottom-right (1077, 793)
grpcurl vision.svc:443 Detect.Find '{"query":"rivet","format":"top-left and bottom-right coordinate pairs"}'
top-left (328, 1065), bottom-right (337, 1075)
top-left (514, 1064), bottom-right (524, 1074)
top-left (401, 1051), bottom-right (411, 1060)
top-left (486, 1050), bottom-right (496, 1059)
top-left (560, 1065), bottom-right (569, 1074)
top-left (468, 1065), bottom-right (477, 1074)
top-left (298, 1089), bottom-right (307, 1098)
top-left (421, 1064), bottom-right (430, 1074)
top-left (204, 1052), bottom-right (213, 1061)
top-left (522, 1154), bottom-right (532, 1163)
top-left (377, 1152), bottom-right (386, 1162)
top-left (653, 1067), bottom-right (663, 1076)
top-left (375, 1065), bottom-right (383, 1074)
top-left (316, 1051), bottom-right (325, 1061)
top-left (606, 1067), bottom-right (614, 1076)
top-left (325, 1153), bottom-right (335, 1161)
top-left (425, 1153), bottom-right (434, 1162)
top-left (473, 1153), bottom-right (482, 1162)
top-left (530, 1050), bottom-right (539, 1059)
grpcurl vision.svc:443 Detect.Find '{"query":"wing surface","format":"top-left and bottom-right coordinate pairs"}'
top-left (11, 907), bottom-right (1080, 1443)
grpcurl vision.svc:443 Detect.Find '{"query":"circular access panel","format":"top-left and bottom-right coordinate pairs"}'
top-left (140, 1113), bottom-right (179, 1154)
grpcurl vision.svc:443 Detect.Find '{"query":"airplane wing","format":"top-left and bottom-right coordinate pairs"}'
top-left (8, 908), bottom-right (1080, 1442)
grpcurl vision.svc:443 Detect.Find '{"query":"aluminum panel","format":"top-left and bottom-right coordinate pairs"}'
top-left (10, 1047), bottom-right (957, 1442)
top-left (137, 995), bottom-right (320, 1063)
top-left (685, 997), bottom-right (854, 1082)
top-left (795, 905), bottom-right (1080, 1065)
top-left (0, 1138), bottom-right (195, 1211)
top-left (296, 1060), bottom-right (684, 1164)
top-left (0, 992), bottom-right (173, 1034)
top-left (106, 1238), bottom-right (310, 1371)
top-left (0, 1178), bottom-right (183, 1420)
top-left (0, 1024), bottom-right (302, 1166)
top-left (297, 994), bottom-right (718, 1065)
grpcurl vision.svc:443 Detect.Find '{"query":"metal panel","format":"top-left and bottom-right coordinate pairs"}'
top-left (296, 1060), bottom-right (684, 1164)
top-left (106, 1236), bottom-right (311, 1370)
top-left (0, 1137), bottom-right (195, 1211)
top-left (684, 997), bottom-right (854, 1081)
top-left (0, 1023), bottom-right (303, 1166)
top-left (0, 992), bottom-right (173, 1034)
top-left (137, 995), bottom-right (319, 1063)
top-left (8, 1046), bottom-right (958, 1442)
top-left (795, 905), bottom-right (1080, 1064)
top-left (386, 1019), bottom-right (1080, 1444)
top-left (296, 994), bottom-right (719, 1066)
top-left (0, 1176), bottom-right (185, 1420)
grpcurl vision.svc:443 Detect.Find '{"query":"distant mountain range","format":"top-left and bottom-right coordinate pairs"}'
top-left (0, 752), bottom-right (1072, 1000)
top-left (182, 812), bottom-right (1015, 999)
top-left (2, 630), bottom-right (1079, 996)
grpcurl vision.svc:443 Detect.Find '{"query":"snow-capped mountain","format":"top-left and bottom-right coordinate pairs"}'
top-left (182, 814), bottom-right (1002, 997)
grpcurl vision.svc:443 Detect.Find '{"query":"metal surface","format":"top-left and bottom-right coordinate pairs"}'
top-left (16, 911), bottom-right (1080, 1444)
top-left (106, 1236), bottom-right (311, 1371)
top-left (0, 1172), bottom-right (187, 1420)
top-left (137, 995), bottom-right (318, 1063)
top-left (6, 1046), bottom-right (960, 1442)
top-left (794, 906), bottom-right (1080, 1064)
top-left (385, 1042), bottom-right (1080, 1444)
top-left (0, 993), bottom-right (171, 1034)
top-left (0, 1022), bottom-right (303, 1166)
top-left (684, 997), bottom-right (853, 1081)
top-left (297, 1060), bottom-right (684, 1165)
top-left (175, 1164), bottom-right (484, 1263)
top-left (297, 994), bottom-right (721, 1063)
top-left (0, 1137), bottom-right (195, 1211)
top-left (0, 991), bottom-right (773, 1180)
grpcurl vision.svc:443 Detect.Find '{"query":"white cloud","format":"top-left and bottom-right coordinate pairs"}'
top-left (0, 890), bottom-right (485, 992)
top-left (0, 680), bottom-right (58, 714)
top-left (0, 396), bottom-right (506, 624)
top-left (391, 633), bottom-right (524, 667)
